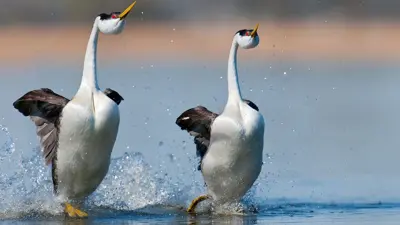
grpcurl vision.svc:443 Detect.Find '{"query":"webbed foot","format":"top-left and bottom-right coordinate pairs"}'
top-left (187, 195), bottom-right (209, 213)
top-left (64, 202), bottom-right (88, 218)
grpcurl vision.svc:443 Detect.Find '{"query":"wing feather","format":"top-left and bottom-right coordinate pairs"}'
top-left (13, 88), bottom-right (69, 165)
top-left (176, 106), bottom-right (218, 170)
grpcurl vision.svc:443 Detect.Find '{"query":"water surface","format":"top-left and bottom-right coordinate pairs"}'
top-left (0, 59), bottom-right (399, 223)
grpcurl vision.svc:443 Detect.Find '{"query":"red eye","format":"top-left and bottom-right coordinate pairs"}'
top-left (245, 31), bottom-right (250, 36)
top-left (111, 14), bottom-right (118, 19)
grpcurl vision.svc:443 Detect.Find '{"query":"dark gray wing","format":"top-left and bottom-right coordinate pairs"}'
top-left (243, 99), bottom-right (259, 111)
top-left (104, 88), bottom-right (124, 105)
top-left (176, 106), bottom-right (218, 170)
top-left (13, 88), bottom-right (69, 166)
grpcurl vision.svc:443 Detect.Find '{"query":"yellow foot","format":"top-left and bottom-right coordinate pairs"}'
top-left (187, 195), bottom-right (209, 213)
top-left (64, 203), bottom-right (88, 218)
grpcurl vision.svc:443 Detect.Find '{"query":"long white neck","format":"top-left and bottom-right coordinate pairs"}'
top-left (79, 20), bottom-right (100, 91)
top-left (227, 39), bottom-right (242, 104)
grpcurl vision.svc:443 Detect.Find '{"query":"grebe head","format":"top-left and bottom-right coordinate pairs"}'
top-left (96, 1), bottom-right (136, 35)
top-left (234, 23), bottom-right (260, 49)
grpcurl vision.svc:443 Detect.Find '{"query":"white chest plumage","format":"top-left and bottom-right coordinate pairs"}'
top-left (56, 89), bottom-right (120, 200)
top-left (201, 102), bottom-right (265, 204)
top-left (12, 2), bottom-right (136, 217)
top-left (176, 24), bottom-right (263, 213)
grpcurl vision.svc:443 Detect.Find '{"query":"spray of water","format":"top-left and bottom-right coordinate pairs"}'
top-left (2, 123), bottom-right (392, 220)
top-left (0, 124), bottom-right (266, 219)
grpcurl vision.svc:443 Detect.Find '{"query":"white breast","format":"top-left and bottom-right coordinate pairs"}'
top-left (201, 103), bottom-right (265, 204)
top-left (56, 90), bottom-right (120, 200)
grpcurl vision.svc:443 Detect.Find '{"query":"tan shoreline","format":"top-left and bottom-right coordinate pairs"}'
top-left (1, 21), bottom-right (400, 65)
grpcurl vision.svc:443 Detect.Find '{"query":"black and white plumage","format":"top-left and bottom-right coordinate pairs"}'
top-left (176, 99), bottom-right (259, 171)
top-left (12, 2), bottom-right (135, 218)
top-left (13, 88), bottom-right (124, 194)
top-left (177, 24), bottom-right (264, 213)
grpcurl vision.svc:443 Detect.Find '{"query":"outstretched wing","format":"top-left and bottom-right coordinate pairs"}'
top-left (13, 88), bottom-right (70, 165)
top-left (176, 106), bottom-right (218, 170)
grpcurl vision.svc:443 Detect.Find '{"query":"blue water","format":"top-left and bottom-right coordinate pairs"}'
top-left (1, 59), bottom-right (400, 224)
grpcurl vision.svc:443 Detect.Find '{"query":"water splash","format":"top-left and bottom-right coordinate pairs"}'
top-left (0, 123), bottom-right (303, 218)
top-left (0, 125), bottom-right (61, 219)
top-left (2, 124), bottom-right (395, 220)
top-left (88, 151), bottom-right (192, 211)
top-left (0, 125), bottom-right (200, 218)
top-left (0, 125), bottom-right (15, 161)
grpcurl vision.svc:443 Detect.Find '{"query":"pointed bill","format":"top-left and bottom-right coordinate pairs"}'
top-left (250, 23), bottom-right (259, 38)
top-left (119, 1), bottom-right (136, 19)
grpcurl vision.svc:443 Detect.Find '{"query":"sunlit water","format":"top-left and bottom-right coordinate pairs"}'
top-left (0, 59), bottom-right (400, 224)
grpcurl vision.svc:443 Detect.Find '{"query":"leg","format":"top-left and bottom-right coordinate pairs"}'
top-left (187, 195), bottom-right (209, 213)
top-left (64, 202), bottom-right (88, 218)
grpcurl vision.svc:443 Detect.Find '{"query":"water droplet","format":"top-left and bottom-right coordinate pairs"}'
top-left (141, 12), bottom-right (144, 15)
top-left (166, 108), bottom-right (170, 112)
top-left (150, 65), bottom-right (154, 68)
top-left (173, 28), bottom-right (176, 31)
top-left (220, 76), bottom-right (223, 79)
top-left (283, 72), bottom-right (287, 75)
top-left (170, 40), bottom-right (174, 43)
top-left (126, 146), bottom-right (130, 149)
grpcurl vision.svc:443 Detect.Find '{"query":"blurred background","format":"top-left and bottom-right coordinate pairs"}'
top-left (1, 0), bottom-right (400, 207)
top-left (2, 0), bottom-right (400, 23)
top-left (1, 0), bottom-right (400, 64)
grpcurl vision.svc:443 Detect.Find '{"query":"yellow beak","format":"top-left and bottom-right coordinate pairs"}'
top-left (250, 23), bottom-right (259, 38)
top-left (119, 1), bottom-right (136, 19)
